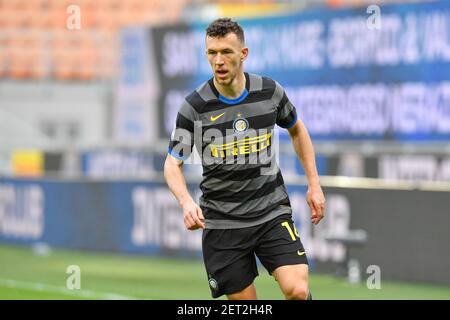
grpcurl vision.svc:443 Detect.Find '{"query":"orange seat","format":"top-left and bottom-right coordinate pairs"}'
top-left (26, 50), bottom-right (47, 79)
top-left (48, 7), bottom-right (69, 29)
top-left (0, 0), bottom-right (192, 80)
top-left (0, 50), bottom-right (8, 78)
top-left (52, 55), bottom-right (76, 80)
top-left (9, 55), bottom-right (30, 79)
top-left (73, 54), bottom-right (95, 80)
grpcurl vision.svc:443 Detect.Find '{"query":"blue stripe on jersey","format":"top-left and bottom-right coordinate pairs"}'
top-left (218, 89), bottom-right (249, 105)
top-left (167, 148), bottom-right (188, 161)
top-left (281, 114), bottom-right (298, 129)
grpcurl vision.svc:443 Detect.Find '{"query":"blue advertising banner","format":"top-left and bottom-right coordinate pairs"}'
top-left (154, 1), bottom-right (450, 141)
top-left (0, 178), bottom-right (329, 264)
top-left (0, 178), bottom-right (202, 256)
top-left (1, 177), bottom-right (450, 285)
top-left (80, 150), bottom-right (155, 178)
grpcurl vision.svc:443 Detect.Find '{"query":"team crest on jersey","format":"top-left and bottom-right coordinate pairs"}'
top-left (208, 278), bottom-right (218, 290)
top-left (233, 117), bottom-right (249, 134)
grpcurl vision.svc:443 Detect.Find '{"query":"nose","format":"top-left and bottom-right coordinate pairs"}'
top-left (215, 53), bottom-right (224, 65)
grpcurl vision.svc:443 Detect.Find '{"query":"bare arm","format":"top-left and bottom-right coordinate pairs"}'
top-left (287, 119), bottom-right (326, 225)
top-left (164, 155), bottom-right (205, 230)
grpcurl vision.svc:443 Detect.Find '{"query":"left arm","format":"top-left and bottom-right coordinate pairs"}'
top-left (287, 119), bottom-right (326, 225)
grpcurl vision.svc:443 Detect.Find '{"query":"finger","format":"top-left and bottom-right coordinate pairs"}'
top-left (192, 211), bottom-right (205, 229)
top-left (184, 216), bottom-right (195, 230)
top-left (315, 206), bottom-right (323, 219)
top-left (311, 198), bottom-right (323, 215)
top-left (196, 207), bottom-right (205, 228)
top-left (197, 207), bottom-right (205, 221)
top-left (307, 197), bottom-right (315, 212)
top-left (318, 198), bottom-right (326, 211)
top-left (193, 207), bottom-right (205, 227)
top-left (313, 198), bottom-right (326, 219)
top-left (184, 213), bottom-right (195, 228)
top-left (310, 206), bottom-right (317, 218)
top-left (311, 211), bottom-right (322, 223)
top-left (320, 207), bottom-right (325, 219)
top-left (315, 213), bottom-right (325, 224)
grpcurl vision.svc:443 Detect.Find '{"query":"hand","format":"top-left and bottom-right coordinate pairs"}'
top-left (181, 199), bottom-right (205, 230)
top-left (306, 185), bottom-right (325, 225)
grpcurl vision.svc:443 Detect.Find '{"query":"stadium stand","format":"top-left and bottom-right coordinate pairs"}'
top-left (0, 0), bottom-right (425, 81)
top-left (0, 0), bottom-right (189, 80)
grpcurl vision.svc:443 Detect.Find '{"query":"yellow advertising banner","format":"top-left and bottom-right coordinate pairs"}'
top-left (12, 150), bottom-right (44, 177)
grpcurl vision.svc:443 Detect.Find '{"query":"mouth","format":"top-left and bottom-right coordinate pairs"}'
top-left (215, 70), bottom-right (228, 78)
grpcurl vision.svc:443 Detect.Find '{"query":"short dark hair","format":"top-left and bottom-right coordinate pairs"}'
top-left (206, 18), bottom-right (245, 44)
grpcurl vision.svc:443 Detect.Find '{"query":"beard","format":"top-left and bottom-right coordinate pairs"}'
top-left (215, 71), bottom-right (235, 86)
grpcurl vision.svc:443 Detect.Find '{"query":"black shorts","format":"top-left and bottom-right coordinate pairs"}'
top-left (202, 214), bottom-right (308, 298)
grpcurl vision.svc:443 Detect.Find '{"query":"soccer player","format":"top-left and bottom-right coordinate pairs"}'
top-left (164, 18), bottom-right (325, 300)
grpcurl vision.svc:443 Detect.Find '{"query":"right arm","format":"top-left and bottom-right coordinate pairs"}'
top-left (164, 155), bottom-right (205, 230)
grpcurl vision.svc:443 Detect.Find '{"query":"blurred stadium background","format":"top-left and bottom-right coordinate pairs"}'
top-left (1, 0), bottom-right (450, 300)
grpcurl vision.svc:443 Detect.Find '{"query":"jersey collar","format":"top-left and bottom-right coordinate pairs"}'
top-left (209, 72), bottom-right (250, 105)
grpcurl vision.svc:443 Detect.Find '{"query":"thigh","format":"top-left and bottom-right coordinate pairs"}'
top-left (202, 228), bottom-right (259, 299)
top-left (227, 283), bottom-right (257, 300)
top-left (272, 264), bottom-right (309, 299)
top-left (255, 214), bottom-right (308, 275)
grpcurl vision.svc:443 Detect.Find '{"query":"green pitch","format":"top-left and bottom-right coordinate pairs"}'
top-left (0, 244), bottom-right (449, 300)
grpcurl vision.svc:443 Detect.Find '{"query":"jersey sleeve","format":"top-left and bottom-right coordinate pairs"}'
top-left (167, 100), bottom-right (196, 161)
top-left (274, 81), bottom-right (298, 129)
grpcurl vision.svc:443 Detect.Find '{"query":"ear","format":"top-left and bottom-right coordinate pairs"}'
top-left (241, 47), bottom-right (249, 61)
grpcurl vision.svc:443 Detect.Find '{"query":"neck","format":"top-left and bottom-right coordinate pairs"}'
top-left (214, 71), bottom-right (246, 99)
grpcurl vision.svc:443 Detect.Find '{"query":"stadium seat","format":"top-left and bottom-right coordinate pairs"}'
top-left (0, 0), bottom-right (190, 80)
top-left (0, 50), bottom-right (8, 78)
top-left (9, 54), bottom-right (29, 79)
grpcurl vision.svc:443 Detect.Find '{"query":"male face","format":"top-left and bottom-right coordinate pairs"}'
top-left (205, 32), bottom-right (248, 86)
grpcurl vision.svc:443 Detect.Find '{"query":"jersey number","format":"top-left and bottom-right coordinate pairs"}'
top-left (281, 221), bottom-right (300, 241)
